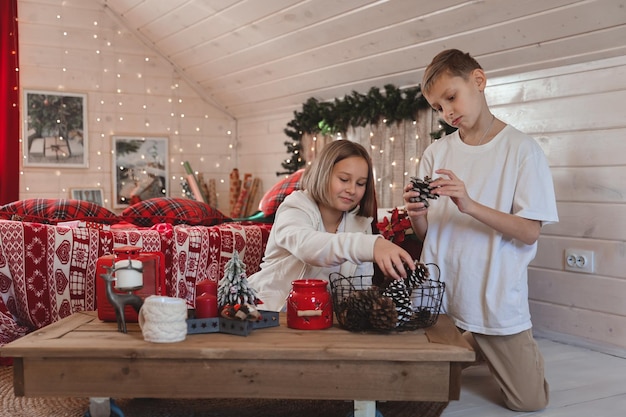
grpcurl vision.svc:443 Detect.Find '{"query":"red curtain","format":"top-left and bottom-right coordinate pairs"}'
top-left (0, 0), bottom-right (20, 205)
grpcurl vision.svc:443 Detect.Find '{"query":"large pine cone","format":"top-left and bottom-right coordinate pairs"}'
top-left (409, 176), bottom-right (439, 207)
top-left (339, 288), bottom-right (398, 331)
top-left (340, 288), bottom-right (379, 331)
top-left (369, 295), bottom-right (398, 331)
top-left (382, 279), bottom-right (414, 327)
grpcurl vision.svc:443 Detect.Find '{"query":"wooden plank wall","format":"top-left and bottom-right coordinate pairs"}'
top-left (17, 0), bottom-right (237, 212)
top-left (239, 56), bottom-right (626, 356)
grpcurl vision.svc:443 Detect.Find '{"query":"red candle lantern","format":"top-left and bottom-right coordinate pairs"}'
top-left (287, 279), bottom-right (333, 330)
top-left (96, 246), bottom-right (165, 323)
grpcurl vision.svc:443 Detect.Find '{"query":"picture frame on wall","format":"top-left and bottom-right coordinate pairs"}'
top-left (70, 188), bottom-right (105, 206)
top-left (22, 90), bottom-right (88, 168)
top-left (112, 135), bottom-right (169, 208)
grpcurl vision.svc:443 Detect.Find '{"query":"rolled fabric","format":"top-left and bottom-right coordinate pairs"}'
top-left (207, 178), bottom-right (218, 209)
top-left (229, 168), bottom-right (241, 216)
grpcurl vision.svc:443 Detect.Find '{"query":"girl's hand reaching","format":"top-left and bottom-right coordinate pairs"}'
top-left (373, 238), bottom-right (415, 280)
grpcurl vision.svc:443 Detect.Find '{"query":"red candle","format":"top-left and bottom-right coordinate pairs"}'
top-left (195, 293), bottom-right (218, 318)
top-left (196, 280), bottom-right (218, 297)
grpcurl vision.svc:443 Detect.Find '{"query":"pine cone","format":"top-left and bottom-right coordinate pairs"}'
top-left (382, 279), bottom-right (414, 327)
top-left (399, 307), bottom-right (433, 331)
top-left (340, 288), bottom-right (381, 331)
top-left (369, 295), bottom-right (398, 331)
top-left (414, 307), bottom-right (433, 326)
top-left (405, 263), bottom-right (430, 287)
top-left (409, 176), bottom-right (439, 207)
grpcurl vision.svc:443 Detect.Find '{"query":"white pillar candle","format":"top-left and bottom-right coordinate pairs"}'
top-left (114, 259), bottom-right (143, 290)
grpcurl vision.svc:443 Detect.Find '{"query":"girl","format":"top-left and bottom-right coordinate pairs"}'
top-left (248, 140), bottom-right (415, 311)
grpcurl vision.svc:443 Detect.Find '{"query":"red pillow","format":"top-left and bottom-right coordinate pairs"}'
top-left (120, 197), bottom-right (230, 227)
top-left (258, 169), bottom-right (304, 217)
top-left (0, 198), bottom-right (119, 225)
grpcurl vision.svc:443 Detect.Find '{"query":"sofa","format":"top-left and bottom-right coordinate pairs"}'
top-left (0, 197), bottom-right (275, 356)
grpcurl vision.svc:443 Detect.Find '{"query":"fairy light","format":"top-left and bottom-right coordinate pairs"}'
top-left (20, 7), bottom-right (240, 206)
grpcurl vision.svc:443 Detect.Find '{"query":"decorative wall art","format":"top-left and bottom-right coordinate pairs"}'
top-left (23, 90), bottom-right (88, 168)
top-left (70, 188), bottom-right (104, 206)
top-left (112, 136), bottom-right (169, 208)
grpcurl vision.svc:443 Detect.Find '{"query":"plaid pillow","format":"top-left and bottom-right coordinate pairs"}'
top-left (120, 197), bottom-right (230, 227)
top-left (258, 169), bottom-right (304, 217)
top-left (0, 198), bottom-right (119, 225)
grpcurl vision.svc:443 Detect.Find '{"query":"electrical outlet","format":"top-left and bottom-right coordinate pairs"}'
top-left (564, 249), bottom-right (594, 273)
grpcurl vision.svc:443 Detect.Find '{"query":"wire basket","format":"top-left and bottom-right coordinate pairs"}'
top-left (329, 263), bottom-right (444, 332)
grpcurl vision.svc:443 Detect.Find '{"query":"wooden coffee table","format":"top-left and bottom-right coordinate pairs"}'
top-left (1, 311), bottom-right (474, 417)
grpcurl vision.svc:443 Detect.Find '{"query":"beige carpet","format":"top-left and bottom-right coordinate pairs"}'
top-left (0, 366), bottom-right (448, 417)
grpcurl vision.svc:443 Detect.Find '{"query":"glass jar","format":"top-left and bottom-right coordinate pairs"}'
top-left (287, 279), bottom-right (333, 330)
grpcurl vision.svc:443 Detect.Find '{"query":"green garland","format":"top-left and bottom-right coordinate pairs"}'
top-left (430, 119), bottom-right (457, 140)
top-left (278, 84), bottom-right (432, 175)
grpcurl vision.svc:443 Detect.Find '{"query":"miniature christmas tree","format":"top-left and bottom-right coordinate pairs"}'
top-left (217, 250), bottom-right (260, 309)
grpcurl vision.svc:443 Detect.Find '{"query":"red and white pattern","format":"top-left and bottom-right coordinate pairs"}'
top-left (168, 223), bottom-right (269, 306)
top-left (0, 220), bottom-right (271, 351)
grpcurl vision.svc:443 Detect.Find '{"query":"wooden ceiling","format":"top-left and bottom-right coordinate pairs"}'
top-left (101, 0), bottom-right (626, 119)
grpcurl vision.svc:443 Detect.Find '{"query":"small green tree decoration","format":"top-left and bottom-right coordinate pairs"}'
top-left (217, 250), bottom-right (260, 309)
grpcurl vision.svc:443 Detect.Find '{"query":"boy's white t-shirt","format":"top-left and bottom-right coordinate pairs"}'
top-left (418, 125), bottom-right (558, 336)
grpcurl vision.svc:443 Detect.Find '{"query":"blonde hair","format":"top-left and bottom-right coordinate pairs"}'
top-left (422, 49), bottom-right (482, 95)
top-left (302, 140), bottom-right (377, 217)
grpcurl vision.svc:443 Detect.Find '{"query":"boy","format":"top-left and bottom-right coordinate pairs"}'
top-left (404, 49), bottom-right (558, 411)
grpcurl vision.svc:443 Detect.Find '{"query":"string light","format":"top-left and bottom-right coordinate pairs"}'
top-left (19, 8), bottom-right (244, 209)
top-left (22, 3), bottom-right (441, 208)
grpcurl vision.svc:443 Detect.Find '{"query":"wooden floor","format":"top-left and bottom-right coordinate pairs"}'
top-left (442, 338), bottom-right (626, 417)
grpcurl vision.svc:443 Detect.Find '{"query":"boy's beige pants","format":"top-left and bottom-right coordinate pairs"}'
top-left (468, 329), bottom-right (549, 412)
